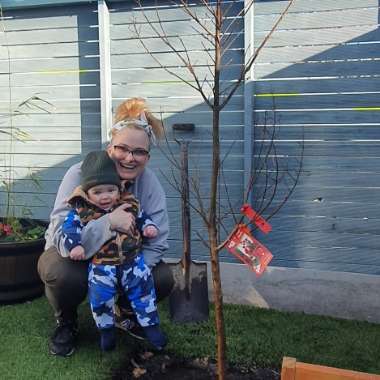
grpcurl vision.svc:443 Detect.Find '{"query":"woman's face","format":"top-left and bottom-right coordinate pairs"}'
top-left (107, 128), bottom-right (150, 181)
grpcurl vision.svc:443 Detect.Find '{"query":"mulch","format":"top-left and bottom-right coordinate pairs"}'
top-left (111, 350), bottom-right (280, 380)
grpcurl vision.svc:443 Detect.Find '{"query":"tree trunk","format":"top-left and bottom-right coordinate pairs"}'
top-left (208, 3), bottom-right (226, 378)
top-left (209, 227), bottom-right (226, 380)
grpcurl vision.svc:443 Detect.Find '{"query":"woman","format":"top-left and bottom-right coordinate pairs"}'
top-left (38, 98), bottom-right (173, 357)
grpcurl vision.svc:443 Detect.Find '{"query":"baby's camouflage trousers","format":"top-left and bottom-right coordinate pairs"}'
top-left (88, 254), bottom-right (159, 330)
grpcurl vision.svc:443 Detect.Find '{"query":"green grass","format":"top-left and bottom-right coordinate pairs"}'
top-left (1, 296), bottom-right (380, 379)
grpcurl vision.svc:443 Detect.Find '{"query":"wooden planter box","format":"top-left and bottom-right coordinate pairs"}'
top-left (0, 218), bottom-right (47, 304)
top-left (281, 357), bottom-right (380, 380)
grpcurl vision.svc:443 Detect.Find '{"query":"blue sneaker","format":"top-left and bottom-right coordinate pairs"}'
top-left (100, 328), bottom-right (116, 351)
top-left (143, 325), bottom-right (167, 350)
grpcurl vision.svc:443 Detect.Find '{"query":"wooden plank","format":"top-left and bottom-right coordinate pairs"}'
top-left (0, 179), bottom-right (61, 193)
top-left (151, 142), bottom-right (243, 162)
top-left (0, 85), bottom-right (99, 101)
top-left (295, 361), bottom-right (380, 380)
top-left (263, 230), bottom-right (380, 253)
top-left (110, 18), bottom-right (244, 39)
top-left (268, 257), bottom-right (380, 275)
top-left (254, 77), bottom-right (380, 95)
top-left (109, 1), bottom-right (243, 23)
top-left (254, 25), bottom-right (380, 47)
top-left (281, 357), bottom-right (296, 380)
top-left (0, 127), bottom-right (83, 140)
top-left (0, 141), bottom-right (82, 154)
top-left (1, 1), bottom-right (98, 12)
top-left (160, 181), bottom-right (243, 199)
top-left (0, 192), bottom-right (55, 207)
top-left (0, 166), bottom-right (68, 179)
top-left (254, 110), bottom-right (380, 126)
top-left (98, 0), bottom-right (112, 145)
top-left (255, 43), bottom-right (380, 65)
top-left (3, 56), bottom-right (99, 74)
top-left (279, 156), bottom-right (380, 172)
top-left (254, 8), bottom-right (378, 32)
top-left (0, 204), bottom-right (51, 220)
top-left (0, 26), bottom-right (98, 45)
top-left (254, 185), bottom-right (380, 204)
top-left (254, 0), bottom-right (378, 14)
top-left (254, 60), bottom-right (380, 80)
top-left (267, 245), bottom-right (380, 266)
top-left (159, 110), bottom-right (244, 126)
top-left (146, 168), bottom-right (243, 186)
top-left (111, 96), bottom-right (243, 114)
top-left (263, 199), bottom-right (380, 220)
top-left (0, 99), bottom-right (100, 114)
top-left (267, 215), bottom-right (380, 236)
top-left (111, 65), bottom-right (243, 83)
top-left (0, 71), bottom-right (100, 87)
top-left (254, 93), bottom-right (380, 110)
top-left (112, 81), bottom-right (243, 99)
top-left (256, 172), bottom-right (380, 188)
top-left (0, 41), bottom-right (99, 60)
top-left (150, 154), bottom-right (244, 171)
top-left (148, 124), bottom-right (244, 141)
top-left (0, 112), bottom-right (100, 127)
top-left (110, 50), bottom-right (242, 69)
top-left (280, 357), bottom-right (380, 380)
top-left (252, 140), bottom-right (380, 158)
top-left (255, 125), bottom-right (380, 141)
top-left (111, 34), bottom-right (243, 54)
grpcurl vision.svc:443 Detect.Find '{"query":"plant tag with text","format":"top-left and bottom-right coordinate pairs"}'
top-left (226, 224), bottom-right (273, 277)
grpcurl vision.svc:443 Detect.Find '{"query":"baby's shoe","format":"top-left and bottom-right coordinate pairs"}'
top-left (143, 325), bottom-right (167, 351)
top-left (100, 327), bottom-right (116, 351)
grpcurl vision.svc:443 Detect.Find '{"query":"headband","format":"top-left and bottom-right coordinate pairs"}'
top-left (112, 112), bottom-right (157, 146)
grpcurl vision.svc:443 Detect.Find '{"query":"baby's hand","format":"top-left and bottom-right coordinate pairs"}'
top-left (70, 245), bottom-right (85, 261)
top-left (143, 225), bottom-right (158, 239)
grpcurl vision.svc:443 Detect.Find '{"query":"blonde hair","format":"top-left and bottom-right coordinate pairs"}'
top-left (111, 98), bottom-right (164, 140)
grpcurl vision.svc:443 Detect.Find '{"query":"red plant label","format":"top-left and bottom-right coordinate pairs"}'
top-left (241, 204), bottom-right (272, 234)
top-left (226, 224), bottom-right (273, 277)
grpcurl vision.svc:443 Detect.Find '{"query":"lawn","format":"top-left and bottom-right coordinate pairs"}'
top-left (1, 296), bottom-right (379, 379)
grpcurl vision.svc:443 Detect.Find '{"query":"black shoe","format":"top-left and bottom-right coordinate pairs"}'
top-left (115, 314), bottom-right (146, 341)
top-left (100, 328), bottom-right (116, 351)
top-left (49, 321), bottom-right (78, 357)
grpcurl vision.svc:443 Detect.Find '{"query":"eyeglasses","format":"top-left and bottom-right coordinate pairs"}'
top-left (112, 145), bottom-right (149, 159)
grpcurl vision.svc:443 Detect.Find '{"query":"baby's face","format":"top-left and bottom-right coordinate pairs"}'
top-left (87, 184), bottom-right (120, 211)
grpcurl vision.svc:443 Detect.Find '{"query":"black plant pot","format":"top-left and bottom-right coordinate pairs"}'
top-left (0, 219), bottom-right (47, 304)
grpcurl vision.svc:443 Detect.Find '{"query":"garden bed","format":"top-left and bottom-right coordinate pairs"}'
top-left (111, 350), bottom-right (279, 380)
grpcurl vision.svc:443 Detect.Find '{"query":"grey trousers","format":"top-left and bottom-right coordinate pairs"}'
top-left (37, 246), bottom-right (174, 323)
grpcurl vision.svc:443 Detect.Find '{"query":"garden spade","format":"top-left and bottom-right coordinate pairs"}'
top-left (169, 141), bottom-right (209, 323)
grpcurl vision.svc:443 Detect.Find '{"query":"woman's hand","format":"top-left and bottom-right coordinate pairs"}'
top-left (108, 203), bottom-right (135, 233)
top-left (70, 245), bottom-right (86, 261)
top-left (143, 225), bottom-right (158, 239)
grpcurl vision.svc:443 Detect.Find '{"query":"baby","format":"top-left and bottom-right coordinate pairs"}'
top-left (62, 150), bottom-right (166, 351)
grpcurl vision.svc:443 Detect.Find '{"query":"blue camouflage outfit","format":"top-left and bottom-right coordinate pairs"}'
top-left (62, 187), bottom-right (160, 326)
top-left (88, 254), bottom-right (159, 330)
top-left (62, 154), bottom-right (166, 351)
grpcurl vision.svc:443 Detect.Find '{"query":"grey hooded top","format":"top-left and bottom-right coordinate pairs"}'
top-left (44, 162), bottom-right (169, 268)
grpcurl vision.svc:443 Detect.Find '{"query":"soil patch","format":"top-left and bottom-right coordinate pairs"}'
top-left (111, 350), bottom-right (280, 380)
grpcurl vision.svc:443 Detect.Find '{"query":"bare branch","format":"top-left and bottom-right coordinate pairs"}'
top-left (220, 0), bottom-right (295, 110)
top-left (178, 0), bottom-right (215, 38)
top-left (195, 230), bottom-right (210, 249)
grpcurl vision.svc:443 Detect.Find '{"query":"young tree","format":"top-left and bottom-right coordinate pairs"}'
top-left (134, 1), bottom-right (298, 378)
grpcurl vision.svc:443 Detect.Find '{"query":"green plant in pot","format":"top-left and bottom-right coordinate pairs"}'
top-left (0, 95), bottom-right (53, 304)
top-left (0, 8), bottom-right (54, 303)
